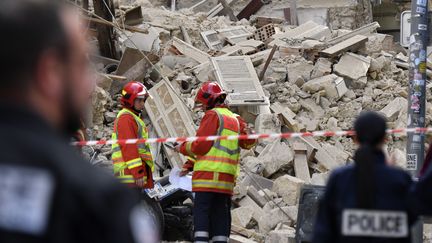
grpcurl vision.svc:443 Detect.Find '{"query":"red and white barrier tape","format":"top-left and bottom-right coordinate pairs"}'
top-left (72, 127), bottom-right (432, 146)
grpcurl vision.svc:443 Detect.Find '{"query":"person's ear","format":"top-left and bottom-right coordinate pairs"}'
top-left (34, 50), bottom-right (64, 101)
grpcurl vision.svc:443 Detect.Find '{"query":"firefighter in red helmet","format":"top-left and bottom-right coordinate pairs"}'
top-left (111, 81), bottom-right (154, 189)
top-left (176, 81), bottom-right (256, 243)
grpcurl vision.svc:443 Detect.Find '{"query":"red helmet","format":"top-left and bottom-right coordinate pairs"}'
top-left (195, 81), bottom-right (226, 109)
top-left (121, 81), bottom-right (149, 108)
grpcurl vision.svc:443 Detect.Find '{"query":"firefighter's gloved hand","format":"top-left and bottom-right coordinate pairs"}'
top-left (135, 178), bottom-right (146, 187)
top-left (174, 144), bottom-right (182, 153)
top-left (179, 169), bottom-right (189, 177)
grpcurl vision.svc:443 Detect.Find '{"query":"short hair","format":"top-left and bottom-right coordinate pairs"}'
top-left (0, 0), bottom-right (69, 91)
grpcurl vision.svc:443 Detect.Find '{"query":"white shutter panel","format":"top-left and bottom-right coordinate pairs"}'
top-left (145, 80), bottom-right (196, 168)
top-left (211, 56), bottom-right (268, 106)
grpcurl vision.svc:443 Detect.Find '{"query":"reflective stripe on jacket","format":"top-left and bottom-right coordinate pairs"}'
top-left (192, 107), bottom-right (240, 193)
top-left (111, 108), bottom-right (154, 186)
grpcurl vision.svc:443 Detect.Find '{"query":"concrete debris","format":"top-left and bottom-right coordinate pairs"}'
top-left (272, 175), bottom-right (305, 206)
top-left (311, 58), bottom-right (332, 79)
top-left (287, 62), bottom-right (314, 83)
top-left (258, 206), bottom-right (297, 233)
top-left (88, 1), bottom-right (412, 240)
top-left (258, 141), bottom-right (294, 177)
top-left (311, 172), bottom-right (330, 186)
top-left (230, 235), bottom-right (257, 243)
top-left (266, 227), bottom-right (296, 243)
top-left (379, 97), bottom-right (407, 122)
top-left (334, 52), bottom-right (371, 88)
top-left (232, 206), bottom-right (255, 228)
top-left (293, 142), bottom-right (311, 183)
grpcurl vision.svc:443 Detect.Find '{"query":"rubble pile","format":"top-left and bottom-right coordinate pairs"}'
top-left (84, 0), bottom-right (432, 242)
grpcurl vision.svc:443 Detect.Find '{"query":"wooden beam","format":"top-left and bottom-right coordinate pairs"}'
top-left (219, 0), bottom-right (239, 22)
top-left (180, 26), bottom-right (192, 44)
top-left (259, 45), bottom-right (277, 81)
top-left (83, 16), bottom-right (149, 34)
top-left (92, 0), bottom-right (117, 59)
top-left (237, 0), bottom-right (264, 20)
top-left (290, 0), bottom-right (298, 25)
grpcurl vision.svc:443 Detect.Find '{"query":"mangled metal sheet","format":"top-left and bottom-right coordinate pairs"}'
top-left (145, 80), bottom-right (196, 168)
top-left (201, 26), bottom-right (252, 50)
top-left (211, 56), bottom-right (268, 106)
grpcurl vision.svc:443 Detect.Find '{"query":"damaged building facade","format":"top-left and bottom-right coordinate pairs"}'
top-left (80, 0), bottom-right (432, 242)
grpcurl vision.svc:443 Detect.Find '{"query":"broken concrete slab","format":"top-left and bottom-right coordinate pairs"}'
top-left (321, 35), bottom-right (368, 57)
top-left (270, 102), bottom-right (300, 131)
top-left (238, 195), bottom-right (265, 222)
top-left (334, 52), bottom-right (371, 88)
top-left (255, 113), bottom-right (281, 136)
top-left (266, 228), bottom-right (296, 243)
top-left (240, 173), bottom-right (274, 191)
top-left (172, 37), bottom-right (210, 63)
top-left (258, 141), bottom-right (294, 177)
top-left (293, 142), bottom-right (311, 183)
top-left (311, 172), bottom-right (330, 186)
top-left (96, 73), bottom-right (113, 92)
top-left (362, 33), bottom-right (394, 55)
top-left (321, 143), bottom-right (350, 166)
top-left (287, 62), bottom-right (314, 83)
top-left (247, 186), bottom-right (267, 208)
top-left (232, 206), bottom-right (255, 228)
top-left (258, 206), bottom-right (295, 234)
top-left (230, 234), bottom-right (257, 243)
top-left (314, 146), bottom-right (340, 171)
top-left (299, 98), bottom-right (325, 118)
top-left (379, 97), bottom-right (407, 122)
top-left (311, 57), bottom-right (332, 79)
top-left (272, 175), bottom-right (305, 206)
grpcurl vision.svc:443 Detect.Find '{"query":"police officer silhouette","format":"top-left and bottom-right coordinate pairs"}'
top-left (313, 112), bottom-right (417, 243)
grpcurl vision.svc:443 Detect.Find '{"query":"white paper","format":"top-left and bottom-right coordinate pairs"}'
top-left (169, 167), bottom-right (192, 191)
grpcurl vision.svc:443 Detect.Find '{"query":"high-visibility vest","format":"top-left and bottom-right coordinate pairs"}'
top-left (111, 108), bottom-right (154, 184)
top-left (190, 107), bottom-right (240, 192)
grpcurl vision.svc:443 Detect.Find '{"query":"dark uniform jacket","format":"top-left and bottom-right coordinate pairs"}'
top-left (0, 105), bottom-right (139, 243)
top-left (411, 164), bottom-right (432, 216)
top-left (313, 154), bottom-right (416, 243)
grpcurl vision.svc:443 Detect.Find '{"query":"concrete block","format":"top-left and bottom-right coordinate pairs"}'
top-left (258, 206), bottom-right (295, 233)
top-left (379, 97), bottom-right (407, 122)
top-left (255, 114), bottom-right (281, 137)
top-left (230, 234), bottom-right (256, 243)
top-left (311, 172), bottom-right (330, 186)
top-left (302, 74), bottom-right (337, 93)
top-left (287, 62), bottom-right (314, 83)
top-left (238, 196), bottom-right (265, 221)
top-left (96, 73), bottom-right (113, 91)
top-left (266, 228), bottom-right (296, 243)
top-left (321, 143), bottom-right (350, 166)
top-left (270, 102), bottom-right (300, 131)
top-left (272, 175), bottom-right (305, 206)
top-left (334, 52), bottom-right (371, 88)
top-left (299, 98), bottom-right (325, 118)
top-left (311, 58), bottom-right (332, 79)
top-left (258, 141), bottom-right (294, 177)
top-left (232, 206), bottom-right (254, 228)
top-left (247, 186), bottom-right (267, 208)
